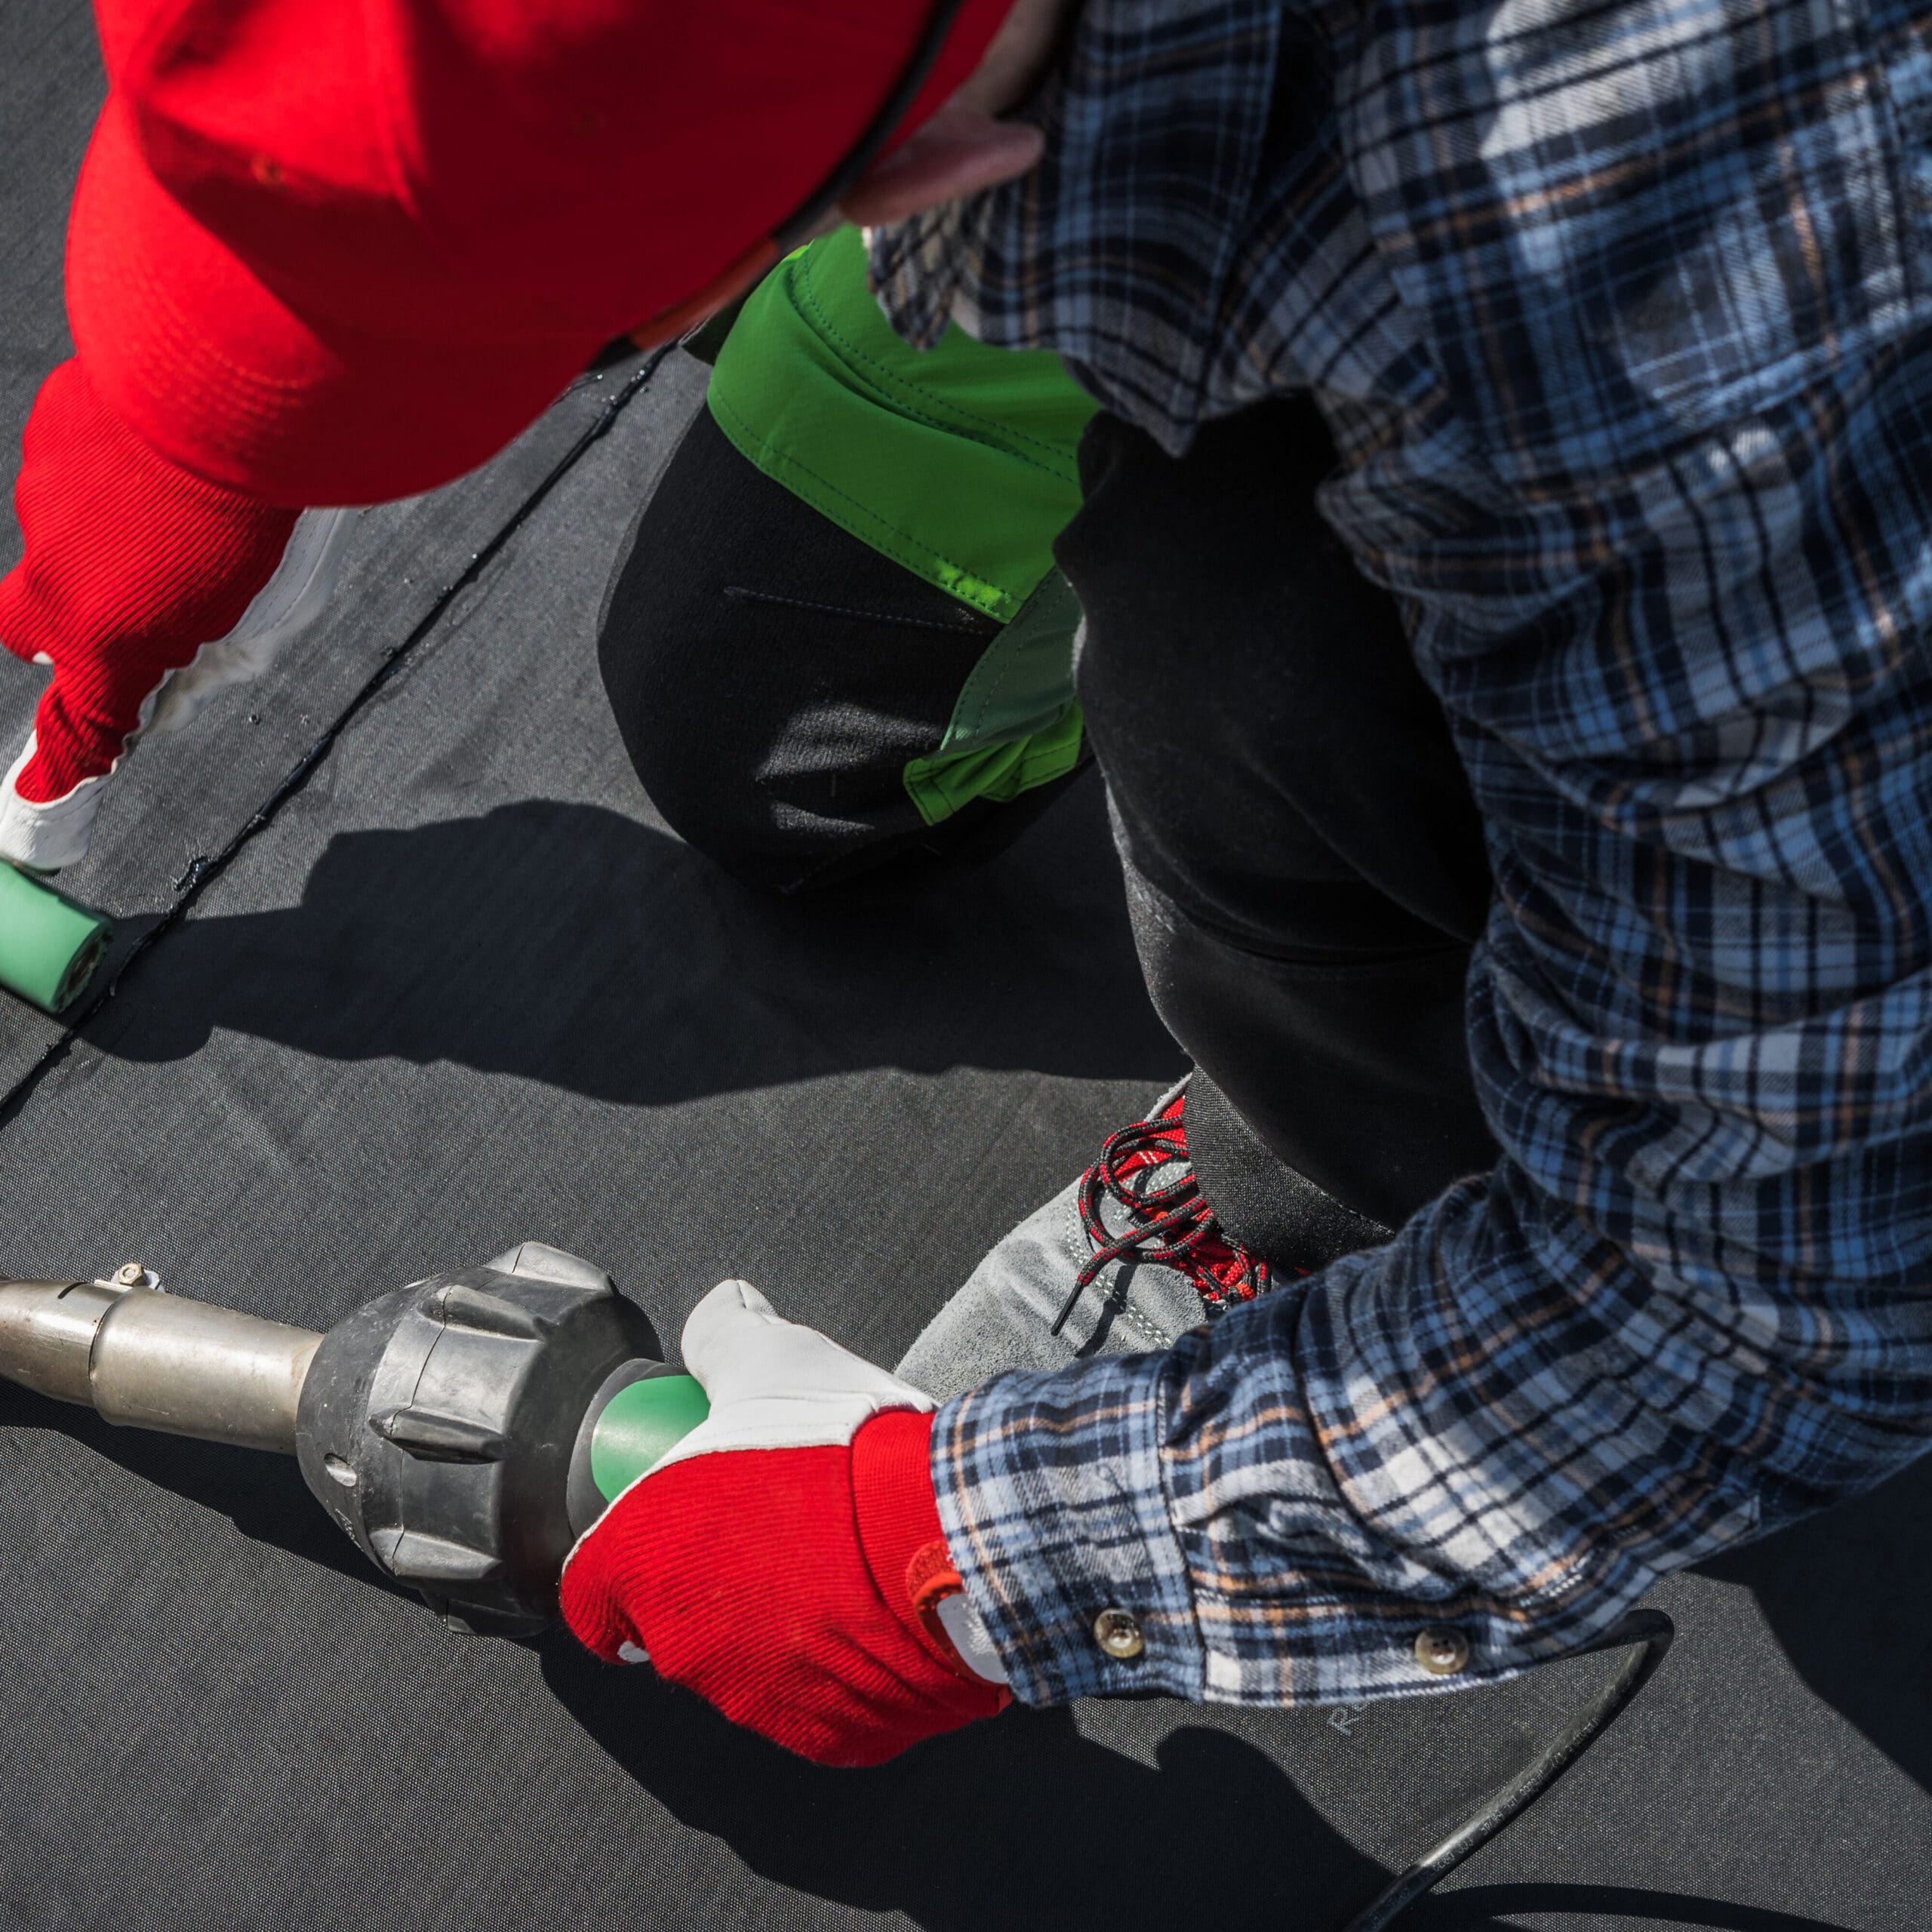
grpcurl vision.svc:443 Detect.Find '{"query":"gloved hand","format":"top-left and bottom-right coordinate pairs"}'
top-left (561, 1279), bottom-right (1010, 1767)
top-left (0, 358), bottom-right (351, 870)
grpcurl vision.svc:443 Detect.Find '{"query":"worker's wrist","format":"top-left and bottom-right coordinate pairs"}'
top-left (929, 1352), bottom-right (1206, 1706)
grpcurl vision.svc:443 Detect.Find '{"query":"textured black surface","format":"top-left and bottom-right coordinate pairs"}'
top-left (2, 11), bottom-right (1929, 1930)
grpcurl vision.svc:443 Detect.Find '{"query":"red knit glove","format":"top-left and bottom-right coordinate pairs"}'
top-left (561, 1280), bottom-right (1010, 1767)
top-left (0, 359), bottom-right (350, 869)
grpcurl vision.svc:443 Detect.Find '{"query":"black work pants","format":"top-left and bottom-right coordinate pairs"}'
top-left (597, 406), bottom-right (1086, 895)
top-left (598, 395), bottom-right (1497, 1251)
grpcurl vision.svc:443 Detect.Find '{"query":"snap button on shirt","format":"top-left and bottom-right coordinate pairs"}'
top-left (1415, 1627), bottom-right (1470, 1676)
top-left (1093, 1607), bottom-right (1145, 1660)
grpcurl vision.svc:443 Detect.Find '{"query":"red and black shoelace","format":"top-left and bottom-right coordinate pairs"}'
top-left (1050, 1110), bottom-right (1271, 1335)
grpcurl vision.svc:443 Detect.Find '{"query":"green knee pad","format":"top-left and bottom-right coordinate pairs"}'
top-left (706, 225), bottom-right (1096, 826)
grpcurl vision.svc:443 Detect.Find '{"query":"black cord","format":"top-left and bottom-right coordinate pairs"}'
top-left (1340, 1609), bottom-right (1677, 1932)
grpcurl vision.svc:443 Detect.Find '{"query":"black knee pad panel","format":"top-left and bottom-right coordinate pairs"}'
top-left (597, 405), bottom-right (1008, 893)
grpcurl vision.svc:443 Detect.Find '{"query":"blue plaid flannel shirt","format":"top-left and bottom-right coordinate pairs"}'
top-left (874, 0), bottom-right (1932, 1706)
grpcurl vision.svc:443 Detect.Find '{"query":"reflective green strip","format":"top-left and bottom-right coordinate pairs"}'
top-left (903, 704), bottom-right (1084, 826)
top-left (903, 569), bottom-right (1084, 826)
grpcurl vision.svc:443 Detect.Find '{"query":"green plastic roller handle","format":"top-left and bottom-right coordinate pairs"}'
top-left (0, 863), bottom-right (112, 1014)
top-left (589, 1371), bottom-right (711, 1503)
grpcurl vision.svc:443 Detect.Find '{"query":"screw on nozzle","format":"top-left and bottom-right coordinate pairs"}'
top-left (113, 1263), bottom-right (146, 1287)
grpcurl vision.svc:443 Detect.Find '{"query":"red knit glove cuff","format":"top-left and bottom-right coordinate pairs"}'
top-left (0, 358), bottom-right (297, 798)
top-left (852, 1409), bottom-right (996, 1686)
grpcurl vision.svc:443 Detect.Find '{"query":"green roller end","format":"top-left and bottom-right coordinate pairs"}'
top-left (590, 1371), bottom-right (711, 1503)
top-left (0, 863), bottom-right (112, 1014)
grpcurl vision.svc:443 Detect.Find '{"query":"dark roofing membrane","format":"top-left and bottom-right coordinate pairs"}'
top-left (0, 8), bottom-right (1925, 1927)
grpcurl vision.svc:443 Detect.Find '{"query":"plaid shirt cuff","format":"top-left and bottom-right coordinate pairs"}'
top-left (932, 1336), bottom-right (1594, 1709)
top-left (930, 1214), bottom-right (1716, 1710)
top-left (934, 1337), bottom-right (1541, 1710)
top-left (931, 1353), bottom-right (1205, 1704)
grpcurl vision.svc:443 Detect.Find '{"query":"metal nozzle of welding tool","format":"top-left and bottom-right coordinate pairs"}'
top-left (0, 1272), bottom-right (319, 1454)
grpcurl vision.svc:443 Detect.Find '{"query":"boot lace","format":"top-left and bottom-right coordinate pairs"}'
top-left (1050, 1107), bottom-right (1271, 1335)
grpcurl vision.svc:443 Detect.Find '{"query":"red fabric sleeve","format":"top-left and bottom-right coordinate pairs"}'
top-left (0, 357), bottom-right (295, 799)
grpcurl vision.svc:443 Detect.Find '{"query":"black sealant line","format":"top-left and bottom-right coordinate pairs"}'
top-left (0, 345), bottom-right (672, 1134)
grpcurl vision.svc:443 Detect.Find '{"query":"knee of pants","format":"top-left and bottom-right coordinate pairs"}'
top-left (1060, 399), bottom-right (1493, 951)
top-left (596, 405), bottom-right (1011, 894)
top-left (1060, 401), bottom-right (1499, 1223)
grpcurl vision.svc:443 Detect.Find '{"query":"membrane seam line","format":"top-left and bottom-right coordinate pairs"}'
top-left (0, 346), bottom-right (672, 1134)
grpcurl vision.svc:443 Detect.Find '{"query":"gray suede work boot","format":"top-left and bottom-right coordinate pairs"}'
top-left (897, 1078), bottom-right (1275, 1401)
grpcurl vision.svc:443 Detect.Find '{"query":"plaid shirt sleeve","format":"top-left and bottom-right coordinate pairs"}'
top-left (912, 0), bottom-right (1932, 1707)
